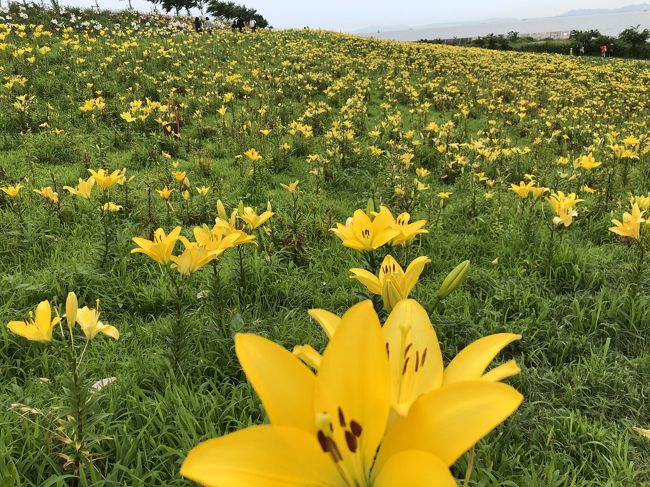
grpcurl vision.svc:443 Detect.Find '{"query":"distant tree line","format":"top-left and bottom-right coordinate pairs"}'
top-left (420, 24), bottom-right (650, 60)
top-left (145, 0), bottom-right (268, 27)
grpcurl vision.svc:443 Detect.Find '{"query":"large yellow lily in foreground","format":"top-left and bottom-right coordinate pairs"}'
top-left (181, 301), bottom-right (523, 486)
top-left (296, 300), bottom-right (521, 418)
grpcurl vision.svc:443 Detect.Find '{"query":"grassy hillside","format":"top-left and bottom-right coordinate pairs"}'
top-left (0, 4), bottom-right (649, 486)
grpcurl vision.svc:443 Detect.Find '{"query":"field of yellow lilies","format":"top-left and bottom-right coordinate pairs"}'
top-left (1, 5), bottom-right (649, 486)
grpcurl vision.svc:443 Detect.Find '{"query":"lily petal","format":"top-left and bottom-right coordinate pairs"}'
top-left (236, 334), bottom-right (316, 433)
top-left (444, 333), bottom-right (522, 385)
top-left (374, 450), bottom-right (457, 487)
top-left (376, 381), bottom-right (523, 469)
top-left (181, 425), bottom-right (338, 487)
top-left (307, 309), bottom-right (341, 338)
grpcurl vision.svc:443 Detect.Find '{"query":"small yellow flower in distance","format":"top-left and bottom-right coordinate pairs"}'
top-left (131, 226), bottom-right (183, 265)
top-left (88, 168), bottom-right (124, 190)
top-left (244, 149), bottom-right (262, 162)
top-left (437, 192), bottom-right (452, 199)
top-left (101, 202), bottom-right (123, 212)
top-left (172, 171), bottom-right (186, 182)
top-left (1, 184), bottom-right (23, 198)
top-left (157, 186), bottom-right (174, 201)
top-left (280, 180), bottom-right (300, 193)
top-left (64, 177), bottom-right (95, 199)
top-left (76, 300), bottom-right (119, 341)
top-left (259, 129), bottom-right (272, 137)
top-left (416, 168), bottom-right (430, 178)
top-left (240, 207), bottom-right (274, 229)
top-left (34, 186), bottom-right (59, 204)
top-left (7, 300), bottom-right (61, 343)
top-left (581, 185), bottom-right (596, 194)
top-left (573, 153), bottom-right (602, 171)
top-left (609, 204), bottom-right (645, 241)
top-left (195, 186), bottom-right (210, 196)
top-left (120, 112), bottom-right (137, 123)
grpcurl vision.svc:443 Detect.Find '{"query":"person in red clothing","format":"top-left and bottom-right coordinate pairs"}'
top-left (600, 44), bottom-right (608, 58)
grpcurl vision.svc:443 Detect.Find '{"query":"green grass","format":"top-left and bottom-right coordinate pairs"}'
top-left (1, 5), bottom-right (649, 486)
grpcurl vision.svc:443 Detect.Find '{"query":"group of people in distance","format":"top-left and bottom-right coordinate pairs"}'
top-left (193, 16), bottom-right (257, 34)
top-left (569, 43), bottom-right (615, 58)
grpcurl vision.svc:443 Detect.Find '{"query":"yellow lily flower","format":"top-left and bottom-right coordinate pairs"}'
top-left (390, 211), bottom-right (428, 246)
top-left (280, 180), bottom-right (300, 193)
top-left (631, 194), bottom-right (650, 211)
top-left (193, 225), bottom-right (241, 255)
top-left (244, 148), bottom-right (262, 161)
top-left (633, 427), bottom-right (650, 439)
top-left (64, 177), bottom-right (95, 199)
top-left (181, 301), bottom-right (523, 486)
top-left (76, 300), bottom-right (119, 341)
top-left (300, 300), bottom-right (522, 418)
top-left (88, 168), bottom-right (125, 190)
top-left (7, 300), bottom-right (61, 343)
top-left (157, 186), bottom-right (174, 200)
top-left (350, 255), bottom-right (430, 312)
top-left (331, 206), bottom-right (400, 252)
top-left (547, 191), bottom-right (583, 227)
top-left (131, 226), bottom-right (182, 264)
top-left (195, 186), bottom-right (210, 196)
top-left (573, 153), bottom-right (602, 170)
top-left (240, 206), bottom-right (274, 229)
top-left (33, 186), bottom-right (59, 204)
top-left (510, 180), bottom-right (536, 198)
top-left (1, 183), bottom-right (23, 198)
top-left (172, 171), bottom-right (186, 182)
top-left (100, 202), bottom-right (123, 212)
top-left (170, 239), bottom-right (217, 275)
top-left (609, 204), bottom-right (645, 241)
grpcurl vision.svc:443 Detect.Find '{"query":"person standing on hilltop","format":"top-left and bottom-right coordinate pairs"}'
top-left (193, 17), bottom-right (202, 33)
top-left (250, 17), bottom-right (257, 32)
top-left (204, 17), bottom-right (213, 34)
top-left (600, 44), bottom-right (607, 58)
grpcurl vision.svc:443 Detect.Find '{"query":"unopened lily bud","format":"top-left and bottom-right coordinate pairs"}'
top-left (367, 198), bottom-right (375, 215)
top-left (436, 260), bottom-right (470, 300)
top-left (66, 292), bottom-right (78, 329)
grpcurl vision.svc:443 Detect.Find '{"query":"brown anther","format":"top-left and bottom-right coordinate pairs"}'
top-left (338, 407), bottom-right (346, 428)
top-left (421, 348), bottom-right (427, 366)
top-left (415, 350), bottom-right (420, 372)
top-left (350, 420), bottom-right (363, 437)
top-left (402, 357), bottom-right (410, 375)
top-left (345, 430), bottom-right (358, 453)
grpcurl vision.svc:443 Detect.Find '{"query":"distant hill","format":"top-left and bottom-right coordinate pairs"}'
top-left (561, 3), bottom-right (650, 17)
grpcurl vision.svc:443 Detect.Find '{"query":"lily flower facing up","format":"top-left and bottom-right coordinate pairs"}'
top-left (240, 206), bottom-right (274, 229)
top-left (1, 183), bottom-right (23, 198)
top-left (64, 177), bottom-right (95, 199)
top-left (75, 300), bottom-right (119, 341)
top-left (88, 168), bottom-right (125, 190)
top-left (389, 211), bottom-right (428, 246)
top-left (331, 206), bottom-right (400, 252)
top-left (170, 239), bottom-right (218, 276)
top-left (193, 225), bottom-right (242, 255)
top-left (33, 186), bottom-right (59, 204)
top-left (7, 300), bottom-right (61, 343)
top-left (181, 301), bottom-right (523, 486)
top-left (131, 226), bottom-right (182, 265)
top-left (157, 186), bottom-right (174, 201)
top-left (547, 191), bottom-right (584, 227)
top-left (609, 204), bottom-right (645, 241)
top-left (350, 255), bottom-right (430, 312)
top-left (296, 300), bottom-right (522, 420)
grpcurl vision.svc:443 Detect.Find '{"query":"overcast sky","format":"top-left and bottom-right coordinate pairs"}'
top-left (59, 0), bottom-right (641, 30)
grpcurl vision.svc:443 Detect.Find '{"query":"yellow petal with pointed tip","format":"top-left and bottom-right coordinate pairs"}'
top-left (315, 300), bottom-right (391, 474)
top-left (307, 309), bottom-right (341, 338)
top-left (181, 425), bottom-right (338, 487)
top-left (481, 359), bottom-right (521, 382)
top-left (349, 268), bottom-right (382, 295)
top-left (402, 256), bottom-right (431, 295)
top-left (374, 450), bottom-right (457, 487)
top-left (293, 344), bottom-right (322, 370)
top-left (376, 381), bottom-right (523, 469)
top-left (236, 334), bottom-right (316, 433)
top-left (444, 333), bottom-right (522, 385)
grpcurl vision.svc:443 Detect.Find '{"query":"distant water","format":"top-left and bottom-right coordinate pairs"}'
top-left (363, 11), bottom-right (650, 41)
